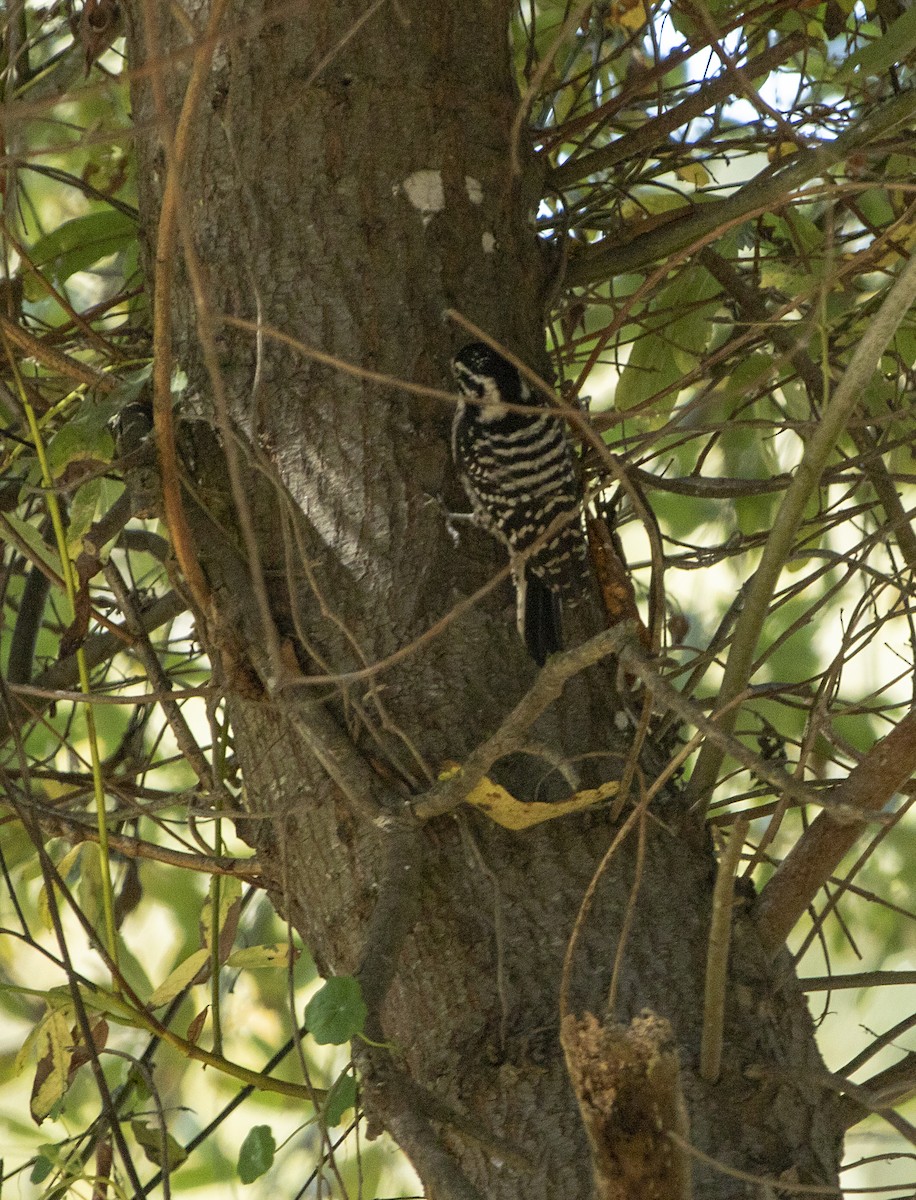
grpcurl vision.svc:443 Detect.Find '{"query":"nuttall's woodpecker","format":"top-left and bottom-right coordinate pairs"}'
top-left (450, 341), bottom-right (590, 666)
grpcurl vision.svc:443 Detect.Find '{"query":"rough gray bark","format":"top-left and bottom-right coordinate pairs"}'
top-left (127, 1), bottom-right (846, 1195)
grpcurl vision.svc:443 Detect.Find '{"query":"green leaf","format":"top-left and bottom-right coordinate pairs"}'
top-left (226, 942), bottom-right (296, 970)
top-left (30, 1154), bottom-right (54, 1184)
top-left (72, 981), bottom-right (150, 1028)
top-left (237, 1124), bottom-right (276, 1184)
top-left (0, 513), bottom-right (63, 579)
top-left (38, 843), bottom-right (85, 931)
top-left (613, 330), bottom-right (682, 415)
top-left (24, 210), bottom-right (136, 300)
top-left (836, 3), bottom-right (916, 79)
top-left (108, 364), bottom-right (153, 408)
top-left (305, 976), bottom-right (366, 1045)
top-left (613, 265), bottom-right (718, 412)
top-left (782, 209), bottom-right (824, 256)
top-left (663, 265), bottom-right (719, 374)
top-left (719, 352), bottom-right (774, 403)
top-left (46, 398), bottom-right (118, 480)
top-left (66, 478), bottom-right (104, 555)
top-left (75, 839), bottom-right (104, 931)
top-left (147, 948), bottom-right (210, 1008)
top-left (131, 1119), bottom-right (188, 1170)
top-left (324, 1069), bottom-right (357, 1126)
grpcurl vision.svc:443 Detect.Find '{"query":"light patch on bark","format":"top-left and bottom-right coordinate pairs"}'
top-left (398, 170), bottom-right (445, 226)
top-left (482, 232), bottom-right (496, 253)
top-left (465, 176), bottom-right (484, 204)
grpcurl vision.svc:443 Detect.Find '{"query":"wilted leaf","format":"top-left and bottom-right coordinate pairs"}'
top-left (186, 1006), bottom-right (209, 1045)
top-left (67, 1017), bottom-right (108, 1079)
top-left (80, 0), bottom-right (123, 73)
top-left (464, 776), bottom-right (619, 829)
top-left (676, 161), bottom-right (710, 188)
top-left (202, 874), bottom-right (242, 961)
top-left (608, 0), bottom-right (648, 29)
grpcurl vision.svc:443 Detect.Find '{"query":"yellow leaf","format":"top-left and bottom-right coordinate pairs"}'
top-left (14, 1020), bottom-right (44, 1079)
top-left (148, 948), bottom-right (210, 1008)
top-left (465, 777), bottom-right (619, 830)
top-left (30, 1007), bottom-right (73, 1123)
top-left (767, 141), bottom-right (799, 163)
top-left (226, 943), bottom-right (297, 970)
top-left (37, 844), bottom-right (83, 932)
top-left (676, 161), bottom-right (710, 188)
top-left (609, 0), bottom-right (648, 30)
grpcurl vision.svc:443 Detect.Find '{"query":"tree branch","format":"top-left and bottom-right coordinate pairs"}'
top-left (359, 1054), bottom-right (489, 1200)
top-left (564, 88), bottom-right (916, 287)
top-left (549, 34), bottom-right (807, 191)
top-left (13, 793), bottom-right (258, 879)
top-left (104, 558), bottom-right (214, 790)
top-left (847, 1053), bottom-right (916, 1120)
top-left (413, 624), bottom-right (635, 821)
top-left (356, 817), bottom-right (428, 1033)
top-left (614, 639), bottom-right (860, 819)
top-left (801, 971), bottom-right (916, 991)
top-left (145, 0), bottom-right (229, 614)
top-left (754, 707), bottom-right (916, 955)
top-left (561, 1012), bottom-right (693, 1200)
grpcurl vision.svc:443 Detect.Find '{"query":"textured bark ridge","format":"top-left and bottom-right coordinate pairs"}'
top-left (126, 1), bottom-right (846, 1196)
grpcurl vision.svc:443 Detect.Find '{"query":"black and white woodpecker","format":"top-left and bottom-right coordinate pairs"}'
top-left (450, 341), bottom-right (591, 666)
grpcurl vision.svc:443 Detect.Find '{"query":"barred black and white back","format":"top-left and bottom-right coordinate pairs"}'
top-left (450, 342), bottom-right (590, 665)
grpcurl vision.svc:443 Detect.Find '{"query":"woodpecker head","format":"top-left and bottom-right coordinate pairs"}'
top-left (451, 342), bottom-right (530, 415)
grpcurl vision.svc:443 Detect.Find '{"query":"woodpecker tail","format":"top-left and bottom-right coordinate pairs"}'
top-left (521, 568), bottom-right (563, 666)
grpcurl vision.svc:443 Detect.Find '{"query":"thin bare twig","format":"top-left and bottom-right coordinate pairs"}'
top-left (145, 0), bottom-right (229, 614)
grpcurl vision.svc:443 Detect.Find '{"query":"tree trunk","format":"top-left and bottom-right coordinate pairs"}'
top-left (126, 1), bottom-right (846, 1195)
